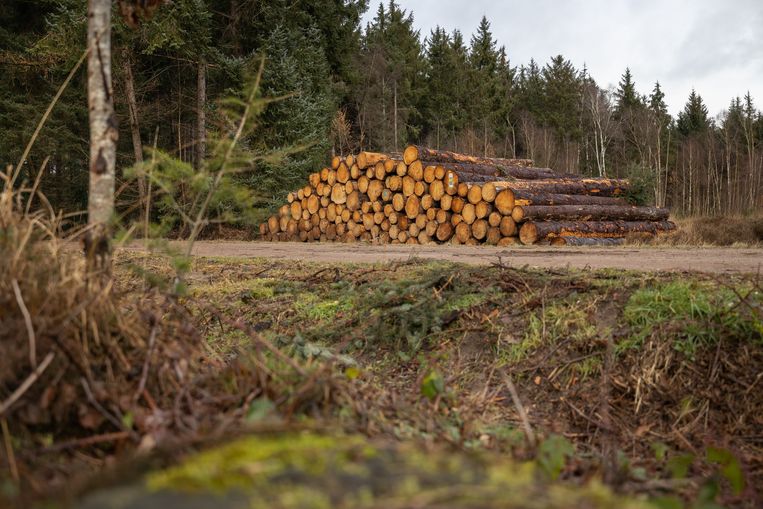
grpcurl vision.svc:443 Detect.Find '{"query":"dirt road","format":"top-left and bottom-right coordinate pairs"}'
top-left (128, 241), bottom-right (763, 274)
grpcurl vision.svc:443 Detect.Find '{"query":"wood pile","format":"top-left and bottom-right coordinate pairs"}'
top-left (260, 145), bottom-right (675, 245)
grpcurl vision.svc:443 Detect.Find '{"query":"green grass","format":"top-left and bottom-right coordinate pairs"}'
top-left (621, 280), bottom-right (763, 356)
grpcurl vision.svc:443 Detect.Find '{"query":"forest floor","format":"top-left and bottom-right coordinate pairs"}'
top-left (123, 241), bottom-right (763, 274)
top-left (55, 254), bottom-right (762, 509)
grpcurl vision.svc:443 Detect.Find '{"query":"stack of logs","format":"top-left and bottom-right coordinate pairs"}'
top-left (260, 145), bottom-right (675, 246)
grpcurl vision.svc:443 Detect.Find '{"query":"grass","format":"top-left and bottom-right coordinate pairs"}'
top-left (621, 280), bottom-right (763, 356)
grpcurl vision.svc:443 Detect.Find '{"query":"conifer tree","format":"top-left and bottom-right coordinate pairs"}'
top-left (677, 89), bottom-right (710, 135)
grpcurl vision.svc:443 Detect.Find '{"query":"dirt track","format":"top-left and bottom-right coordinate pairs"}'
top-left (131, 241), bottom-right (763, 274)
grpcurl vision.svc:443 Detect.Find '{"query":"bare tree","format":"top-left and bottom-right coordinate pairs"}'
top-left (86, 0), bottom-right (118, 269)
top-left (583, 83), bottom-right (615, 177)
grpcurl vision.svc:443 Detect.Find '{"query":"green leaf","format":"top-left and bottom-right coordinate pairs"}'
top-left (706, 446), bottom-right (745, 495)
top-left (537, 434), bottom-right (575, 480)
top-left (420, 370), bottom-right (444, 401)
top-left (666, 453), bottom-right (694, 479)
top-left (650, 496), bottom-right (684, 509)
top-left (345, 366), bottom-right (361, 380)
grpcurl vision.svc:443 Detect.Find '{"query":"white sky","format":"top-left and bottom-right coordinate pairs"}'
top-left (362, 0), bottom-right (763, 117)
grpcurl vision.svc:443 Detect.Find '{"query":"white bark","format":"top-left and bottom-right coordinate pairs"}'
top-left (87, 0), bottom-right (117, 228)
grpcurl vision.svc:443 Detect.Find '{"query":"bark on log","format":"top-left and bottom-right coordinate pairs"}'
top-left (512, 190), bottom-right (628, 207)
top-left (519, 220), bottom-right (676, 245)
top-left (404, 145), bottom-right (533, 167)
top-left (550, 237), bottom-right (627, 246)
top-left (490, 178), bottom-right (630, 197)
top-left (512, 205), bottom-right (670, 223)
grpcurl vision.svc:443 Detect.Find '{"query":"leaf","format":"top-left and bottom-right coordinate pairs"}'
top-left (537, 434), bottom-right (575, 480)
top-left (666, 453), bottom-right (694, 479)
top-left (420, 370), bottom-right (444, 401)
top-left (706, 446), bottom-right (745, 495)
top-left (650, 496), bottom-right (684, 509)
top-left (345, 366), bottom-right (361, 380)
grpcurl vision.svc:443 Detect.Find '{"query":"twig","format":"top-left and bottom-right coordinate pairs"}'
top-left (1, 418), bottom-right (19, 483)
top-left (502, 372), bottom-right (536, 448)
top-left (560, 396), bottom-right (613, 432)
top-left (80, 377), bottom-right (138, 441)
top-left (12, 279), bottom-right (36, 368)
top-left (0, 352), bottom-right (55, 416)
top-left (38, 431), bottom-right (131, 454)
top-left (134, 325), bottom-right (158, 403)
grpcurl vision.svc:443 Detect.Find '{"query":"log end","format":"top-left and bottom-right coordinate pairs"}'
top-left (519, 222), bottom-right (538, 245)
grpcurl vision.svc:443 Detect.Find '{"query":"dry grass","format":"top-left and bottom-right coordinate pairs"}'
top-left (656, 214), bottom-right (763, 246)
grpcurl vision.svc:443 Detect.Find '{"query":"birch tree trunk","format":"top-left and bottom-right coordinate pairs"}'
top-left (196, 57), bottom-right (207, 168)
top-left (86, 0), bottom-right (117, 269)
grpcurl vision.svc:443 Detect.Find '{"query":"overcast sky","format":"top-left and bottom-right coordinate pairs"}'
top-left (362, 0), bottom-right (763, 117)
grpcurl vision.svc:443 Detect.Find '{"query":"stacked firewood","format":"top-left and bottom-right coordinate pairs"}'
top-left (260, 145), bottom-right (675, 245)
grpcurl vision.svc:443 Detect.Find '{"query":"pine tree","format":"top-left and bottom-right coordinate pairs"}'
top-left (541, 55), bottom-right (582, 139)
top-left (677, 89), bottom-right (710, 136)
top-left (614, 67), bottom-right (640, 115)
top-left (468, 16), bottom-right (500, 154)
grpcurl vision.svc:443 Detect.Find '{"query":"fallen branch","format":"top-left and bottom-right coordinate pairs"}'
top-left (0, 352), bottom-right (55, 417)
top-left (503, 372), bottom-right (536, 448)
top-left (12, 279), bottom-right (36, 368)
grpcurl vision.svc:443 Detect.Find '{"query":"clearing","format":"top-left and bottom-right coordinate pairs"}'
top-left (58, 254), bottom-right (761, 509)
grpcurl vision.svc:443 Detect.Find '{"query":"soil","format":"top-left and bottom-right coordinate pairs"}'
top-left (124, 241), bottom-right (763, 274)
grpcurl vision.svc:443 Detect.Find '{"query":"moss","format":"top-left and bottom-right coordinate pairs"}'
top-left (146, 432), bottom-right (652, 509)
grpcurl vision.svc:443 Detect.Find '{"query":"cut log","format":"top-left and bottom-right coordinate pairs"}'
top-left (408, 160), bottom-right (423, 181)
top-left (357, 151), bottom-right (388, 169)
top-left (481, 182), bottom-right (497, 202)
top-left (467, 184), bottom-right (483, 204)
top-left (392, 193), bottom-right (405, 212)
top-left (461, 203), bottom-right (476, 224)
top-left (512, 205), bottom-right (670, 223)
top-left (429, 179), bottom-right (445, 201)
top-left (405, 195), bottom-right (421, 219)
top-left (440, 194), bottom-right (453, 211)
top-left (374, 161), bottom-right (386, 180)
top-left (367, 179), bottom-right (384, 201)
top-left (404, 145), bottom-right (533, 167)
top-left (414, 181), bottom-right (426, 197)
top-left (485, 227), bottom-right (501, 245)
top-left (499, 216), bottom-right (517, 237)
top-left (511, 190), bottom-right (629, 207)
top-left (346, 191), bottom-right (361, 211)
top-left (290, 201), bottom-right (302, 220)
top-left (331, 156), bottom-right (341, 170)
top-left (307, 194), bottom-right (320, 214)
top-left (488, 211), bottom-right (502, 227)
top-left (421, 194), bottom-right (434, 210)
top-left (444, 170), bottom-right (459, 195)
top-left (455, 222), bottom-right (471, 243)
top-left (519, 220), bottom-right (676, 245)
top-left (498, 237), bottom-right (519, 247)
top-left (402, 176), bottom-right (415, 197)
top-left (550, 237), bottom-right (627, 246)
top-left (472, 219), bottom-right (488, 240)
top-left (435, 222), bottom-right (453, 242)
top-left (336, 162), bottom-right (350, 183)
top-left (331, 183), bottom-right (347, 204)
top-left (494, 178), bottom-right (630, 197)
top-left (475, 201), bottom-right (492, 219)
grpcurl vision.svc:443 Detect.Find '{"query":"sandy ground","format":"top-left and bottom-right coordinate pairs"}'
top-left (124, 241), bottom-right (763, 274)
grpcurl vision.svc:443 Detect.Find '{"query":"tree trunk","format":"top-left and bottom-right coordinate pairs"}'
top-left (519, 220), bottom-right (676, 245)
top-left (121, 48), bottom-right (146, 223)
top-left (86, 0), bottom-right (117, 271)
top-left (196, 57), bottom-right (207, 169)
top-left (512, 190), bottom-right (628, 207)
top-left (550, 237), bottom-right (626, 246)
top-left (403, 145), bottom-right (533, 167)
top-left (492, 178), bottom-right (630, 197)
top-left (512, 205), bottom-right (669, 223)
